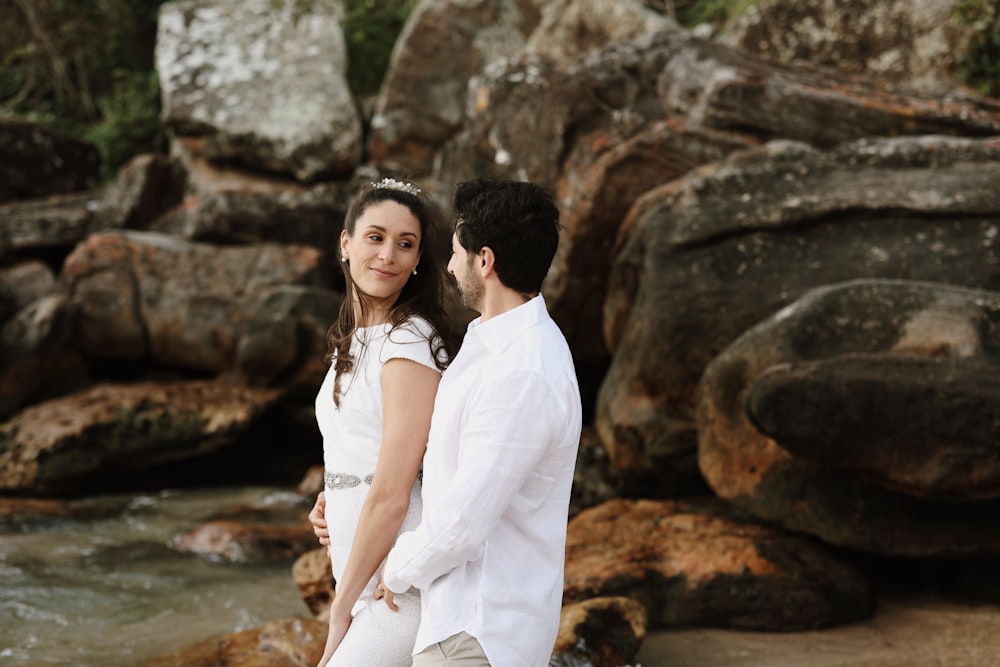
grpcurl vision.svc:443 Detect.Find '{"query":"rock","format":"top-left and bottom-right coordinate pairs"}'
top-left (598, 134), bottom-right (1000, 495)
top-left (718, 0), bottom-right (973, 94)
top-left (551, 596), bottom-right (648, 667)
top-left (545, 118), bottom-right (756, 382)
top-left (156, 0), bottom-right (361, 181)
top-left (748, 354), bottom-right (1000, 501)
top-left (369, 0), bottom-right (542, 175)
top-left (141, 616), bottom-right (326, 667)
top-left (0, 379), bottom-right (281, 495)
top-left (149, 184), bottom-right (346, 259)
top-left (93, 153), bottom-right (188, 230)
top-left (0, 261), bottom-right (56, 321)
top-left (175, 519), bottom-right (317, 563)
top-left (292, 547), bottom-right (334, 619)
top-left (235, 285), bottom-right (342, 386)
top-left (698, 279), bottom-right (1000, 556)
top-left (525, 0), bottom-right (672, 62)
top-left (0, 294), bottom-right (75, 418)
top-left (60, 231), bottom-right (324, 375)
top-left (564, 498), bottom-right (874, 630)
top-left (0, 117), bottom-right (100, 203)
top-left (296, 464), bottom-right (325, 499)
top-left (0, 192), bottom-right (99, 257)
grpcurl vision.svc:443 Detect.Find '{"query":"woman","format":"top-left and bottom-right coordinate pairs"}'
top-left (308, 178), bottom-right (460, 666)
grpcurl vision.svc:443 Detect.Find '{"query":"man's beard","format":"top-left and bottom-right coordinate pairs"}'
top-left (458, 265), bottom-right (484, 312)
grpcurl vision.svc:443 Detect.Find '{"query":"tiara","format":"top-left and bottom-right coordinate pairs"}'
top-left (371, 177), bottom-right (421, 196)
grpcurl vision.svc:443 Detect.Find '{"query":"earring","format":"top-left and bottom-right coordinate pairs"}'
top-left (412, 267), bottom-right (418, 276)
top-left (341, 256), bottom-right (347, 262)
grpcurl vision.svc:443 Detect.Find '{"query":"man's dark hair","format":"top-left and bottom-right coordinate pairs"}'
top-left (453, 179), bottom-right (561, 295)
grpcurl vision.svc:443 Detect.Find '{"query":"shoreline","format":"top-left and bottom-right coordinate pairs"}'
top-left (634, 592), bottom-right (1000, 667)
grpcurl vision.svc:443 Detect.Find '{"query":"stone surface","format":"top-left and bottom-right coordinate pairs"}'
top-left (0, 380), bottom-right (281, 495)
top-left (564, 498), bottom-right (873, 630)
top-left (156, 0), bottom-right (361, 181)
top-left (698, 279), bottom-right (1000, 556)
top-left (598, 135), bottom-right (1000, 495)
top-left (551, 596), bottom-right (648, 667)
top-left (141, 616), bottom-right (326, 667)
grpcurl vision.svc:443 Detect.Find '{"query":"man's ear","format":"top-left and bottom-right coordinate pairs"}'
top-left (479, 247), bottom-right (496, 277)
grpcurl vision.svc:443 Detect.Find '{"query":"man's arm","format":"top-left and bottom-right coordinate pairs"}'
top-left (383, 369), bottom-right (567, 593)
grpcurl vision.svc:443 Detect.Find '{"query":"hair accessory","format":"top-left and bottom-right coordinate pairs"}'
top-left (371, 177), bottom-right (421, 196)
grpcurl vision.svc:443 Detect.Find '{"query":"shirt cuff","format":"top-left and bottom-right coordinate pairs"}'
top-left (382, 542), bottom-right (411, 594)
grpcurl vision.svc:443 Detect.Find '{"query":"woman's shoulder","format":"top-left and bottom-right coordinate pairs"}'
top-left (390, 315), bottom-right (438, 343)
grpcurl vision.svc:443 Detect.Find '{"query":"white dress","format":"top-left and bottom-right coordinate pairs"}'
top-left (315, 317), bottom-right (443, 666)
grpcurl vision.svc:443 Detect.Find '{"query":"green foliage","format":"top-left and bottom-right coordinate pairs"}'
top-left (86, 70), bottom-right (165, 176)
top-left (0, 0), bottom-right (166, 180)
top-left (675, 0), bottom-right (761, 27)
top-left (954, 0), bottom-right (1000, 97)
top-left (341, 0), bottom-right (417, 96)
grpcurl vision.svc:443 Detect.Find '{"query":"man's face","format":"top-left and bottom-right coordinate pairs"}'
top-left (448, 231), bottom-right (484, 312)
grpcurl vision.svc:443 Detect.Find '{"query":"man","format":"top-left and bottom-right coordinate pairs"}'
top-left (376, 178), bottom-right (583, 666)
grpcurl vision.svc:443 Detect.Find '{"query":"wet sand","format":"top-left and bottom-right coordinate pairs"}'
top-left (634, 593), bottom-right (1000, 667)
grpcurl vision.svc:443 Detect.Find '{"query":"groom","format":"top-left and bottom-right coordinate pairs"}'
top-left (376, 178), bottom-right (583, 666)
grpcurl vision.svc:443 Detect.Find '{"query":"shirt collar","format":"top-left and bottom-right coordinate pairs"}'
top-left (468, 294), bottom-right (547, 354)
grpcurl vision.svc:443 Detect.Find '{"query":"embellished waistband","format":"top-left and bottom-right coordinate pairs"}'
top-left (324, 470), bottom-right (422, 490)
top-left (325, 472), bottom-right (374, 489)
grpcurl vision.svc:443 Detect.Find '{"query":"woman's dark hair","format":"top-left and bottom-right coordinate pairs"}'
top-left (453, 179), bottom-right (561, 296)
top-left (325, 183), bottom-right (461, 405)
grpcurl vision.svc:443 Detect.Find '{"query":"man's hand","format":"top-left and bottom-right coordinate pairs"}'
top-left (308, 491), bottom-right (330, 546)
top-left (374, 571), bottom-right (398, 612)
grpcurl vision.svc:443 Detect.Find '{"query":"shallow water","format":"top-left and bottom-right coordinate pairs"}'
top-left (0, 486), bottom-right (313, 667)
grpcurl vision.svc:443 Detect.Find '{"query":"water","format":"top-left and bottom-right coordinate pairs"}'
top-left (0, 486), bottom-right (315, 666)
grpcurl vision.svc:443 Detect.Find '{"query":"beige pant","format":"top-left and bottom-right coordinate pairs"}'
top-left (412, 631), bottom-right (490, 666)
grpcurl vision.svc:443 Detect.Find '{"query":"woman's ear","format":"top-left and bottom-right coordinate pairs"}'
top-left (340, 229), bottom-right (350, 261)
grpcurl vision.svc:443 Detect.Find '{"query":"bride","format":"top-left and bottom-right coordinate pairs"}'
top-left (308, 178), bottom-right (460, 666)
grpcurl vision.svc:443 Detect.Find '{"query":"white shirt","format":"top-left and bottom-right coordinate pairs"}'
top-left (383, 294), bottom-right (583, 667)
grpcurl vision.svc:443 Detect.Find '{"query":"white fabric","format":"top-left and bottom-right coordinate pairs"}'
top-left (315, 317), bottom-right (443, 666)
top-left (383, 295), bottom-right (583, 667)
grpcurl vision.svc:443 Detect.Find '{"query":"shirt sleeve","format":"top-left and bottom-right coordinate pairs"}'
top-left (382, 368), bottom-right (568, 593)
top-left (378, 318), bottom-right (444, 371)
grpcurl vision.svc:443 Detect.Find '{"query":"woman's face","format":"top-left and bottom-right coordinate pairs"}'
top-left (340, 200), bottom-right (422, 317)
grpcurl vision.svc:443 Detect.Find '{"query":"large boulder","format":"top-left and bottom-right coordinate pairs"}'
top-left (564, 498), bottom-right (873, 630)
top-left (369, 0), bottom-right (542, 176)
top-left (719, 0), bottom-right (974, 93)
top-left (60, 231), bottom-right (326, 376)
top-left (141, 617), bottom-right (326, 667)
top-left (698, 279), bottom-right (1000, 557)
top-left (0, 380), bottom-right (281, 495)
top-left (598, 134), bottom-right (1000, 495)
top-left (156, 0), bottom-right (361, 181)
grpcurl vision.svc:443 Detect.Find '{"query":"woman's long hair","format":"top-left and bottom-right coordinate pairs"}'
top-left (325, 182), bottom-right (461, 405)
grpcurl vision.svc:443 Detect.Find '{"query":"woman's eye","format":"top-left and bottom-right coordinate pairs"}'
top-left (367, 234), bottom-right (382, 242)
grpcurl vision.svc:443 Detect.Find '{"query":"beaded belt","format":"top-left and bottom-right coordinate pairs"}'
top-left (324, 470), bottom-right (422, 489)
top-left (325, 472), bottom-right (375, 489)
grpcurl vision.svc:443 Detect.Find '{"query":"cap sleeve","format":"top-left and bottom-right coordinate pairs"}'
top-left (377, 317), bottom-right (446, 372)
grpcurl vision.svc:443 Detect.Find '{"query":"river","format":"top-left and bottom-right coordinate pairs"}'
top-left (0, 486), bottom-right (311, 667)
